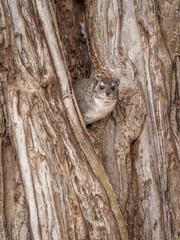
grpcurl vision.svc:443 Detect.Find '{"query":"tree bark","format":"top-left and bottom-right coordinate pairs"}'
top-left (0, 0), bottom-right (127, 239)
top-left (85, 0), bottom-right (180, 239)
top-left (0, 0), bottom-right (180, 240)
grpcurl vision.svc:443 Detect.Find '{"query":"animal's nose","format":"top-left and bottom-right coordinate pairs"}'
top-left (106, 91), bottom-right (110, 96)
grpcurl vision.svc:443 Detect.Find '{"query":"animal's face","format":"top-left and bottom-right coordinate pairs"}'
top-left (93, 77), bottom-right (120, 100)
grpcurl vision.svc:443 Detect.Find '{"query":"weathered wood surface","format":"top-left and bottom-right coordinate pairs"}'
top-left (0, 0), bottom-right (127, 239)
top-left (85, 0), bottom-right (180, 239)
top-left (0, 0), bottom-right (180, 239)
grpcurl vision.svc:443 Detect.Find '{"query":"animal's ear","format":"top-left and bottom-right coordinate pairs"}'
top-left (93, 76), bottom-right (101, 83)
top-left (89, 77), bottom-right (99, 92)
top-left (92, 76), bottom-right (101, 87)
top-left (114, 78), bottom-right (120, 86)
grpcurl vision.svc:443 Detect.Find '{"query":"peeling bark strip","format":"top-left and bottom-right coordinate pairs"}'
top-left (102, 88), bottom-right (146, 210)
top-left (0, 0), bottom-right (128, 239)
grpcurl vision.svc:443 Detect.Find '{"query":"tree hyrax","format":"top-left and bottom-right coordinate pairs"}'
top-left (73, 76), bottom-right (120, 124)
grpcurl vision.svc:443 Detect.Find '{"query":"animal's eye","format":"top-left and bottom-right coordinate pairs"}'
top-left (100, 86), bottom-right (104, 90)
top-left (111, 86), bottom-right (115, 90)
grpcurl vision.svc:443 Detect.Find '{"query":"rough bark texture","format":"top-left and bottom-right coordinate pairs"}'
top-left (56, 0), bottom-right (91, 81)
top-left (0, 0), bottom-right (180, 239)
top-left (85, 0), bottom-right (180, 239)
top-left (0, 0), bottom-right (126, 239)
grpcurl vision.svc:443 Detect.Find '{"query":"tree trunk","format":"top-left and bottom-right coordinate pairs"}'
top-left (0, 0), bottom-right (180, 240)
